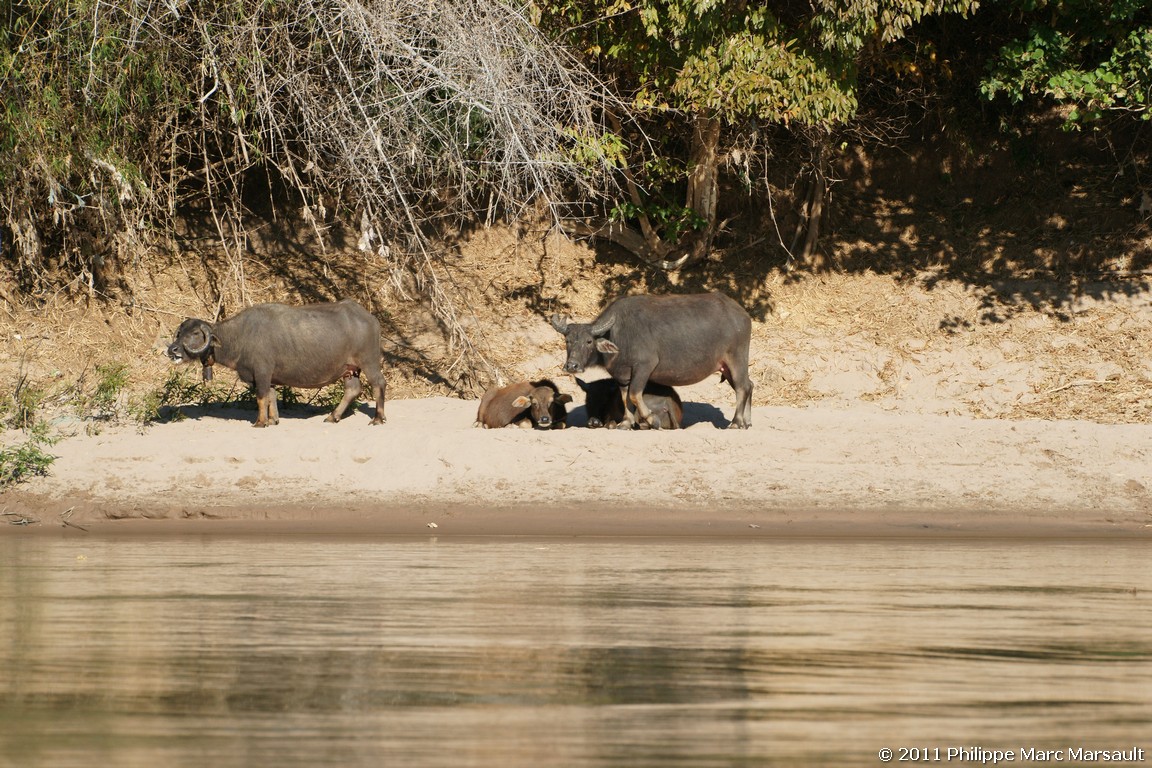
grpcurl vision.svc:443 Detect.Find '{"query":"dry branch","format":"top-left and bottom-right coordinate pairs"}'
top-left (3, 0), bottom-right (624, 373)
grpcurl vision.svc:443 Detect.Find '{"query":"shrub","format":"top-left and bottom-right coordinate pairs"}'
top-left (0, 422), bottom-right (58, 487)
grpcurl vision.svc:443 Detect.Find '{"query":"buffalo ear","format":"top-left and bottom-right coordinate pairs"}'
top-left (511, 395), bottom-right (532, 409)
top-left (549, 314), bottom-right (570, 334)
top-left (556, 393), bottom-right (573, 405)
top-left (595, 338), bottom-right (619, 355)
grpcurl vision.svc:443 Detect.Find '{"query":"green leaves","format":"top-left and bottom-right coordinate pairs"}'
top-left (0, 423), bottom-right (58, 488)
top-left (538, 0), bottom-right (977, 126)
top-left (981, 3), bottom-right (1152, 126)
top-left (530, 0), bottom-right (980, 254)
top-left (673, 32), bottom-right (858, 124)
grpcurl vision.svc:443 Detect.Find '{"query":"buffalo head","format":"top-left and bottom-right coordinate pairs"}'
top-left (549, 313), bottom-right (616, 374)
top-left (168, 318), bottom-right (218, 381)
top-left (511, 384), bottom-right (572, 429)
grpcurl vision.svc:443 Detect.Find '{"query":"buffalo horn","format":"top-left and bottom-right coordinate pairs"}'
top-left (182, 320), bottom-right (213, 356)
top-left (590, 315), bottom-right (615, 336)
top-left (549, 314), bottom-right (570, 334)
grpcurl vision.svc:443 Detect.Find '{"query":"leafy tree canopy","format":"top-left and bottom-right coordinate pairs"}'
top-left (532, 0), bottom-right (978, 267)
top-left (534, 0), bottom-right (978, 126)
top-left (981, 0), bottom-right (1152, 125)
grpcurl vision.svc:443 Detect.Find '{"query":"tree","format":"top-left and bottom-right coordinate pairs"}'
top-left (1, 0), bottom-right (619, 349)
top-left (981, 0), bottom-right (1152, 126)
top-left (535, 0), bottom-right (978, 267)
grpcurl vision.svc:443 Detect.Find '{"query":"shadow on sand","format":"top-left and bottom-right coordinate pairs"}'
top-left (565, 401), bottom-right (728, 430)
top-left (157, 401), bottom-right (379, 425)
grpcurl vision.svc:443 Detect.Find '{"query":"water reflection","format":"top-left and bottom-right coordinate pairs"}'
top-left (0, 536), bottom-right (1149, 767)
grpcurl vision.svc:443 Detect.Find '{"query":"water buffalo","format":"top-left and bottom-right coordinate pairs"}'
top-left (576, 377), bottom-right (683, 430)
top-left (167, 299), bottom-right (386, 428)
top-left (551, 292), bottom-right (752, 429)
top-left (475, 379), bottom-right (572, 430)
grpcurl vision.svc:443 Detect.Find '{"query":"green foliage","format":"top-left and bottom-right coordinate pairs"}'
top-left (137, 368), bottom-right (231, 424)
top-left (0, 422), bottom-right (58, 487)
top-left (88, 362), bottom-right (130, 416)
top-left (536, 0), bottom-right (977, 125)
top-left (564, 128), bottom-right (630, 170)
top-left (1, 374), bottom-right (58, 486)
top-left (610, 199), bottom-right (706, 241)
top-left (981, 1), bottom-right (1152, 126)
top-left (532, 0), bottom-right (978, 250)
top-left (2, 375), bottom-right (46, 431)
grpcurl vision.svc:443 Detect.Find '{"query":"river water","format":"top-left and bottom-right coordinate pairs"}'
top-left (1, 534), bottom-right (1149, 767)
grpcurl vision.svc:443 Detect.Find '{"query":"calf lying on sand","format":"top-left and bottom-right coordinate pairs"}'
top-left (475, 379), bottom-right (572, 430)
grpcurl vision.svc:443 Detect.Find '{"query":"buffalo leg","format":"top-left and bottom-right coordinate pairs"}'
top-left (327, 375), bottom-right (362, 423)
top-left (626, 362), bottom-right (663, 429)
top-left (723, 355), bottom-right (753, 430)
top-left (613, 383), bottom-right (633, 429)
top-left (253, 392), bottom-right (269, 428)
top-left (364, 365), bottom-right (387, 425)
top-left (254, 384), bottom-right (277, 428)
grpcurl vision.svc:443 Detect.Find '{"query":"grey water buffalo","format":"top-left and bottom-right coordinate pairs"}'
top-left (551, 292), bottom-right (752, 429)
top-left (576, 377), bottom-right (683, 430)
top-left (167, 299), bottom-right (387, 427)
top-left (475, 379), bottom-right (572, 430)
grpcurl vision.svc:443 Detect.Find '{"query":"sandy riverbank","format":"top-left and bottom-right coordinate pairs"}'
top-left (3, 392), bottom-right (1150, 538)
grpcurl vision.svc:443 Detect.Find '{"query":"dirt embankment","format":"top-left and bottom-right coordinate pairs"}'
top-left (4, 132), bottom-right (1152, 535)
top-left (3, 230), bottom-right (1152, 537)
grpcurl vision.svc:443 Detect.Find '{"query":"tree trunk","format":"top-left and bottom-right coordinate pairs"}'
top-left (792, 133), bottom-right (831, 270)
top-left (687, 113), bottom-right (721, 228)
top-left (560, 219), bottom-right (670, 264)
top-left (678, 112), bottom-right (722, 268)
top-left (561, 111), bottom-right (722, 271)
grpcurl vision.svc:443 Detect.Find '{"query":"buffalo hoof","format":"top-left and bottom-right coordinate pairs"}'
top-left (325, 414), bottom-right (340, 424)
top-left (586, 418), bottom-right (603, 429)
top-left (726, 421), bottom-right (750, 430)
top-left (370, 416), bottom-right (385, 425)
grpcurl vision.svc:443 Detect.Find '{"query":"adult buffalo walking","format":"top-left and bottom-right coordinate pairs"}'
top-left (167, 299), bottom-right (387, 427)
top-left (551, 292), bottom-right (752, 429)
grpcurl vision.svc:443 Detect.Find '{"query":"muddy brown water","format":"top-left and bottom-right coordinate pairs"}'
top-left (1, 534), bottom-right (1150, 767)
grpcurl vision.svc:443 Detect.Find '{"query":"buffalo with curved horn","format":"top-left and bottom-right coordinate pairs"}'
top-left (551, 292), bottom-right (752, 429)
top-left (167, 299), bottom-right (387, 428)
